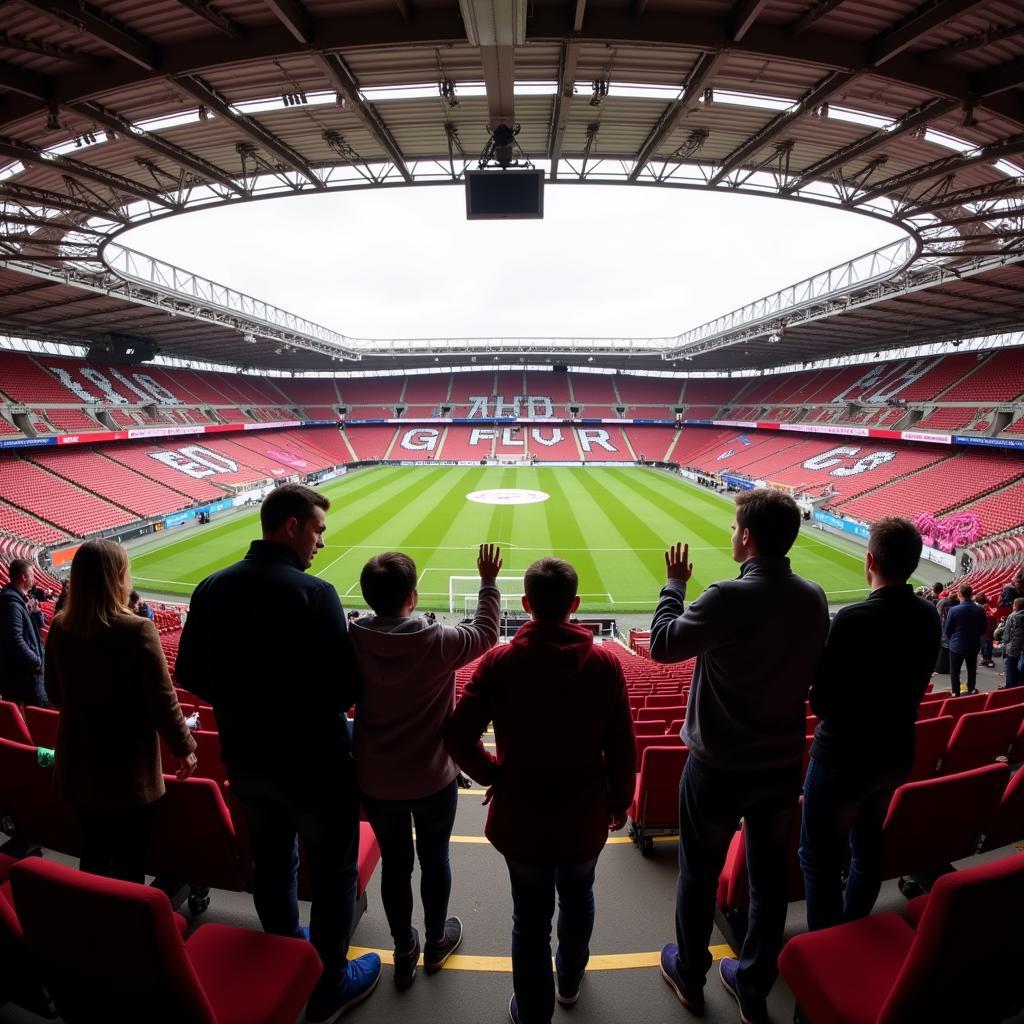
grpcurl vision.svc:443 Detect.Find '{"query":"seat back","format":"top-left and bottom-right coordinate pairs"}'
top-left (882, 763), bottom-right (1009, 879)
top-left (979, 766), bottom-right (1024, 852)
top-left (645, 694), bottom-right (685, 709)
top-left (0, 739), bottom-right (80, 856)
top-left (940, 704), bottom-right (1024, 775)
top-left (984, 687), bottom-right (1024, 712)
top-left (634, 733), bottom-right (684, 760)
top-left (24, 707), bottom-right (59, 749)
top-left (879, 854), bottom-right (1024, 1024)
top-left (915, 701), bottom-right (943, 721)
top-left (636, 705), bottom-right (683, 722)
top-left (937, 692), bottom-right (987, 724)
top-left (10, 858), bottom-right (216, 1024)
top-left (190, 730), bottom-right (229, 788)
top-left (0, 702), bottom-right (32, 745)
top-left (906, 716), bottom-right (954, 782)
top-left (146, 777), bottom-right (246, 892)
top-left (0, 878), bottom-right (51, 1016)
top-left (633, 722), bottom-right (670, 738)
top-left (630, 746), bottom-right (688, 829)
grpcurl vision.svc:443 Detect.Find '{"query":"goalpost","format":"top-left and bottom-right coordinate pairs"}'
top-left (448, 576), bottom-right (525, 615)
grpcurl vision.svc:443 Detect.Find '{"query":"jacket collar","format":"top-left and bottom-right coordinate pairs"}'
top-left (243, 539), bottom-right (306, 572)
top-left (0, 583), bottom-right (27, 606)
top-left (868, 584), bottom-right (914, 600)
top-left (738, 556), bottom-right (792, 578)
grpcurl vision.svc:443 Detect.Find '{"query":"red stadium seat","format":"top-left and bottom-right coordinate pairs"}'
top-left (985, 687), bottom-right (1024, 712)
top-left (978, 767), bottom-right (1024, 853)
top-left (0, 702), bottom-right (33, 745)
top-left (634, 733), bottom-right (684, 761)
top-left (937, 692), bottom-right (987, 724)
top-left (881, 764), bottom-right (1009, 880)
top-left (627, 746), bottom-right (688, 855)
top-left (636, 705), bottom-right (684, 722)
top-left (906, 716), bottom-right (955, 782)
top-left (23, 706), bottom-right (59, 750)
top-left (939, 705), bottom-right (1024, 775)
top-left (10, 857), bottom-right (322, 1024)
top-left (0, 739), bottom-right (80, 857)
top-left (778, 853), bottom-right (1024, 1024)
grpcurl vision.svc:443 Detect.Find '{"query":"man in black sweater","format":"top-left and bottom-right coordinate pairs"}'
top-left (176, 483), bottom-right (380, 1023)
top-left (651, 489), bottom-right (829, 1024)
top-left (799, 516), bottom-right (941, 931)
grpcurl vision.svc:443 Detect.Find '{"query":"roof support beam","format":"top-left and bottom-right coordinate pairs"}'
top-left (172, 76), bottom-right (322, 187)
top-left (0, 135), bottom-right (172, 207)
top-left (68, 100), bottom-right (247, 195)
top-left (172, 0), bottom-right (243, 38)
top-left (783, 96), bottom-right (957, 193)
top-left (0, 182), bottom-right (130, 222)
top-left (972, 58), bottom-right (1024, 99)
top-left (925, 20), bottom-right (1024, 59)
top-left (316, 53), bottom-right (411, 181)
top-left (264, 0), bottom-right (314, 45)
top-left (0, 60), bottom-right (53, 102)
top-left (629, 51), bottom-right (720, 181)
top-left (0, 30), bottom-right (101, 67)
top-left (855, 133), bottom-right (1024, 205)
top-left (905, 176), bottom-right (1024, 216)
top-left (731, 0), bottom-right (769, 42)
top-left (459, 0), bottom-right (525, 130)
top-left (869, 0), bottom-right (992, 67)
top-left (548, 39), bottom-right (580, 179)
top-left (790, 0), bottom-right (850, 33)
top-left (16, 0), bottom-right (160, 70)
top-left (708, 70), bottom-right (854, 187)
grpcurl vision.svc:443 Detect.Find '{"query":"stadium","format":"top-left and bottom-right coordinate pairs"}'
top-left (1, 0), bottom-right (1024, 1021)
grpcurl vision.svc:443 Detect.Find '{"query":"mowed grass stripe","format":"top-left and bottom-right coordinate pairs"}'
top-left (538, 468), bottom-right (612, 600)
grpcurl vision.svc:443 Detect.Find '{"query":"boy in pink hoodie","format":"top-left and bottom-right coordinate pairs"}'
top-left (349, 544), bottom-right (501, 988)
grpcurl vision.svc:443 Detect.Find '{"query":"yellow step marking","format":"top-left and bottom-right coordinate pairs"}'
top-left (347, 944), bottom-right (734, 972)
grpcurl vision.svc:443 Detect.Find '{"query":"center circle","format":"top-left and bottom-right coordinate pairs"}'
top-left (466, 489), bottom-right (550, 506)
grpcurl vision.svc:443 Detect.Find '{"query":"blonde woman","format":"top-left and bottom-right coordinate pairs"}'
top-left (44, 539), bottom-right (197, 882)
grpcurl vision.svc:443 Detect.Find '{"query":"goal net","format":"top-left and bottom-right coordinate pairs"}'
top-left (448, 576), bottom-right (525, 615)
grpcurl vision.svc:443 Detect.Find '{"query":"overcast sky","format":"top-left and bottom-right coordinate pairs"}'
top-left (123, 185), bottom-right (906, 340)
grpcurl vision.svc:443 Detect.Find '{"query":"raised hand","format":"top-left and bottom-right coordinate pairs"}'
top-left (665, 542), bottom-right (693, 583)
top-left (478, 543), bottom-right (503, 580)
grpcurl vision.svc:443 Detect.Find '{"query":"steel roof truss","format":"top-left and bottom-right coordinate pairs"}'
top-left (870, 0), bottom-right (992, 67)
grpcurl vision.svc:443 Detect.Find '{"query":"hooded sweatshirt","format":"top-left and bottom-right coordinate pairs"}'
top-left (350, 581), bottom-right (500, 800)
top-left (444, 620), bottom-right (637, 866)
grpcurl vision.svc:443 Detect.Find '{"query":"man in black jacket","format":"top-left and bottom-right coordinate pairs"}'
top-left (651, 489), bottom-right (829, 1024)
top-left (0, 559), bottom-right (47, 708)
top-left (799, 517), bottom-right (940, 931)
top-left (176, 483), bottom-right (380, 1023)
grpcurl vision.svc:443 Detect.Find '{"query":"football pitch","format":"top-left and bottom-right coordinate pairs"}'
top-left (130, 465), bottom-right (919, 613)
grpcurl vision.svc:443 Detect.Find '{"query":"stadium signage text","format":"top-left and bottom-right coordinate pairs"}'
top-left (149, 445), bottom-right (238, 479)
top-left (397, 427), bottom-right (619, 452)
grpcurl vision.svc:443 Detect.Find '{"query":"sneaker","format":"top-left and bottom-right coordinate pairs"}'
top-left (659, 944), bottom-right (704, 1014)
top-left (424, 916), bottom-right (463, 972)
top-left (305, 953), bottom-right (381, 1024)
top-left (719, 957), bottom-right (767, 1024)
top-left (509, 993), bottom-right (520, 1024)
top-left (393, 928), bottom-right (420, 990)
top-left (556, 969), bottom-right (584, 1006)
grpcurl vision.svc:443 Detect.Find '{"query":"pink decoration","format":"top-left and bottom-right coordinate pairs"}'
top-left (914, 512), bottom-right (982, 553)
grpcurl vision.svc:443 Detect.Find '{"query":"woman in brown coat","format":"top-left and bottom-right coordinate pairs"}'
top-left (44, 539), bottom-right (197, 882)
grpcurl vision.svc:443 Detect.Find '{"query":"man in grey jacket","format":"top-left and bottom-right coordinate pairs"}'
top-left (651, 489), bottom-right (829, 1024)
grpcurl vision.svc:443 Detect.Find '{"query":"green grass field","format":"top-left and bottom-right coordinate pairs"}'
top-left (130, 465), bottom-right (917, 612)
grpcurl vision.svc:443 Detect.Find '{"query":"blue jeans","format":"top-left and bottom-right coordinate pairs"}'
top-left (798, 757), bottom-right (902, 931)
top-left (505, 857), bottom-right (599, 1024)
top-left (230, 766), bottom-right (360, 989)
top-left (361, 780), bottom-right (458, 948)
top-left (673, 755), bottom-right (801, 1006)
top-left (981, 637), bottom-right (993, 663)
top-left (1006, 654), bottom-right (1021, 689)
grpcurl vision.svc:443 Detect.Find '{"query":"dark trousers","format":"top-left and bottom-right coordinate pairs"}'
top-left (230, 766), bottom-right (360, 990)
top-left (77, 800), bottom-right (156, 884)
top-left (361, 780), bottom-right (458, 948)
top-left (980, 637), bottom-right (994, 663)
top-left (673, 755), bottom-right (801, 1007)
top-left (505, 857), bottom-right (599, 1024)
top-left (1005, 654), bottom-right (1021, 689)
top-left (798, 757), bottom-right (902, 931)
top-left (2, 674), bottom-right (49, 709)
top-left (949, 649), bottom-right (979, 696)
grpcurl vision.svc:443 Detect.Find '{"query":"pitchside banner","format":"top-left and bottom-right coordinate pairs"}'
top-left (814, 510), bottom-right (870, 540)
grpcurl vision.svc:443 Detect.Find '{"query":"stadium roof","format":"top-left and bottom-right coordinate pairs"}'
top-left (1, 0), bottom-right (1023, 372)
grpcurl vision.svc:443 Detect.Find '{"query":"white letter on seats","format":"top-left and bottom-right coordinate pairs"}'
top-left (531, 428), bottom-right (563, 446)
top-left (526, 396), bottom-right (553, 418)
top-left (80, 367), bottom-right (128, 404)
top-left (149, 451), bottom-right (215, 479)
top-left (179, 446), bottom-right (237, 474)
top-left (830, 451), bottom-right (895, 477)
top-left (578, 428), bottom-right (615, 453)
top-left (802, 446), bottom-right (861, 472)
top-left (46, 366), bottom-right (98, 403)
top-left (467, 396), bottom-right (490, 418)
top-left (469, 429), bottom-right (496, 447)
top-left (400, 428), bottom-right (438, 451)
top-left (501, 428), bottom-right (524, 447)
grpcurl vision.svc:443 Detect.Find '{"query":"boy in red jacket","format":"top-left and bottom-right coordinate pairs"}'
top-left (445, 557), bottom-right (637, 1024)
